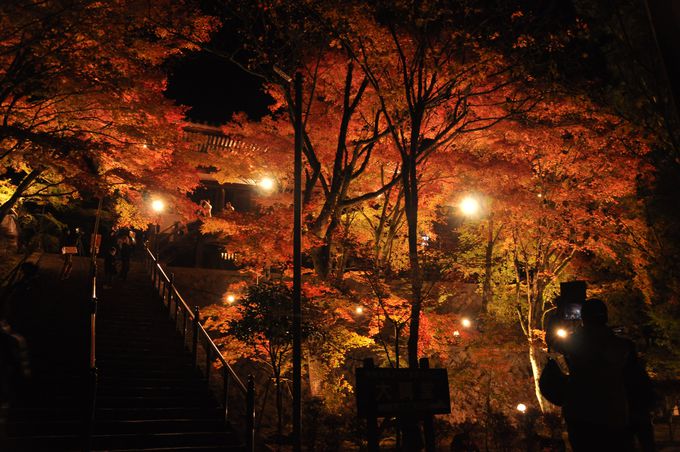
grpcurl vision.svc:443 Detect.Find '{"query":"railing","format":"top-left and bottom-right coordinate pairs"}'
top-left (143, 246), bottom-right (255, 452)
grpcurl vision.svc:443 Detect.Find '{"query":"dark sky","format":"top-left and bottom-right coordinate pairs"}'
top-left (165, 51), bottom-right (273, 124)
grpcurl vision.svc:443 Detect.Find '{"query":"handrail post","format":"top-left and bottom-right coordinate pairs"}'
top-left (223, 367), bottom-right (230, 424)
top-left (205, 345), bottom-right (212, 381)
top-left (192, 306), bottom-right (200, 367)
top-left (246, 375), bottom-right (255, 452)
top-left (168, 273), bottom-right (175, 314)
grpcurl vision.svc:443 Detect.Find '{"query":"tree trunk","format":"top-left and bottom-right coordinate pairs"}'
top-left (528, 339), bottom-right (547, 413)
top-left (310, 244), bottom-right (331, 280)
top-left (274, 371), bottom-right (283, 439)
top-left (0, 169), bottom-right (41, 224)
top-left (481, 217), bottom-right (495, 312)
top-left (404, 157), bottom-right (422, 369)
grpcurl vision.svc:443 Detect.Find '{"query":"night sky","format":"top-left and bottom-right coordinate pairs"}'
top-left (165, 51), bottom-right (273, 124)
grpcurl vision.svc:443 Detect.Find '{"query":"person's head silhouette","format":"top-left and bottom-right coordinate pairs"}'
top-left (581, 298), bottom-right (608, 327)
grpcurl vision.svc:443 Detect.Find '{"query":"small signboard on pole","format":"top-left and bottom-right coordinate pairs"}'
top-left (356, 367), bottom-right (451, 417)
top-left (356, 358), bottom-right (450, 452)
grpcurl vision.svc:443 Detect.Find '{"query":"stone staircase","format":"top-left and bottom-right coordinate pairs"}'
top-left (5, 254), bottom-right (244, 451)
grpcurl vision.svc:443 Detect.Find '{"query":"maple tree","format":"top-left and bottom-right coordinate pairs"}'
top-left (328, 0), bottom-right (540, 368)
top-left (204, 54), bottom-right (398, 281)
top-left (202, 279), bottom-right (373, 440)
top-left (452, 93), bottom-right (651, 410)
top-left (192, 0), bottom-right (657, 429)
top-left (0, 0), bottom-right (215, 227)
top-left (566, 1), bottom-right (680, 372)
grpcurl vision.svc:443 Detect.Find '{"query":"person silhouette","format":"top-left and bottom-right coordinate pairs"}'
top-left (560, 298), bottom-right (636, 451)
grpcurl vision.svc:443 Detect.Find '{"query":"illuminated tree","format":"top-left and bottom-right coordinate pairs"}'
top-left (0, 0), bottom-right (215, 225)
top-left (464, 95), bottom-right (650, 410)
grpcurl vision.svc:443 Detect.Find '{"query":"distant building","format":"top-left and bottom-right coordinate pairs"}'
top-left (183, 122), bottom-right (264, 215)
top-left (160, 123), bottom-right (267, 269)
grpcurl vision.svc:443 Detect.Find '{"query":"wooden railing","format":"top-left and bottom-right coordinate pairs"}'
top-left (144, 246), bottom-right (255, 451)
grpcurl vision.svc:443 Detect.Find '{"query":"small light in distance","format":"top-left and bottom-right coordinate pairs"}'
top-left (355, 306), bottom-right (364, 315)
top-left (461, 318), bottom-right (472, 328)
top-left (453, 330), bottom-right (460, 337)
top-left (516, 403), bottom-right (527, 413)
top-left (556, 328), bottom-right (568, 339)
top-left (151, 199), bottom-right (165, 213)
top-left (459, 196), bottom-right (480, 216)
top-left (226, 294), bottom-right (236, 304)
top-left (259, 177), bottom-right (275, 191)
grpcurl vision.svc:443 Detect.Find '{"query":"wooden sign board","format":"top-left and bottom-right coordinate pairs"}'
top-left (356, 368), bottom-right (451, 417)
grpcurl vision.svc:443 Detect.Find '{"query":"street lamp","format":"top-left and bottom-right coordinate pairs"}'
top-left (459, 194), bottom-right (496, 311)
top-left (152, 199), bottom-right (165, 214)
top-left (459, 196), bottom-right (481, 217)
top-left (226, 294), bottom-right (236, 304)
top-left (151, 199), bottom-right (165, 256)
top-left (258, 177), bottom-right (276, 192)
top-left (272, 65), bottom-right (304, 452)
top-left (516, 403), bottom-right (527, 413)
top-left (461, 317), bottom-right (472, 329)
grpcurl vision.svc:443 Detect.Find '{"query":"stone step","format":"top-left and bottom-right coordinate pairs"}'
top-left (9, 418), bottom-right (227, 435)
top-left (96, 395), bottom-right (219, 409)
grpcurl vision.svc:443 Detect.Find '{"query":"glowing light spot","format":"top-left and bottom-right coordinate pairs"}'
top-left (151, 199), bottom-right (165, 213)
top-left (259, 177), bottom-right (275, 191)
top-left (517, 403), bottom-right (527, 413)
top-left (461, 318), bottom-right (472, 328)
top-left (453, 330), bottom-right (460, 337)
top-left (355, 306), bottom-right (364, 315)
top-left (460, 196), bottom-right (480, 216)
top-left (226, 294), bottom-right (236, 304)
top-left (556, 328), bottom-right (568, 339)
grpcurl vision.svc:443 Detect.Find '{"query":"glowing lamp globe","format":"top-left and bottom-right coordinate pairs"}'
top-left (151, 199), bottom-right (165, 213)
top-left (461, 318), bottom-right (472, 328)
top-left (556, 328), bottom-right (568, 339)
top-left (259, 177), bottom-right (275, 191)
top-left (355, 306), bottom-right (364, 315)
top-left (226, 294), bottom-right (236, 304)
top-left (516, 403), bottom-right (527, 413)
top-left (460, 196), bottom-right (480, 216)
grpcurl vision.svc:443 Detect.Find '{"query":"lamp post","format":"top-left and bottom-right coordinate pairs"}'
top-left (151, 199), bottom-right (164, 257)
top-left (459, 195), bottom-right (496, 311)
top-left (272, 64), bottom-right (303, 452)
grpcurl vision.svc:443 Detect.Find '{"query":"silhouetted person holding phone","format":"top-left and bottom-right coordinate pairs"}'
top-left (560, 298), bottom-right (636, 451)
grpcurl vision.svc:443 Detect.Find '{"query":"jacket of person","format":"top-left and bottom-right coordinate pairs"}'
top-left (561, 324), bottom-right (634, 428)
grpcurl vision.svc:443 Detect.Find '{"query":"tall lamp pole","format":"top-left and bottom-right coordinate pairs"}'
top-left (292, 71), bottom-right (303, 452)
top-left (273, 64), bottom-right (303, 452)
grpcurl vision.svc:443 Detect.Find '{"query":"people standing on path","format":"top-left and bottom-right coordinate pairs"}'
top-left (560, 298), bottom-right (648, 451)
top-left (118, 235), bottom-right (132, 281)
top-left (74, 227), bottom-right (84, 256)
top-left (59, 228), bottom-right (77, 280)
top-left (103, 246), bottom-right (117, 289)
top-left (0, 319), bottom-right (30, 444)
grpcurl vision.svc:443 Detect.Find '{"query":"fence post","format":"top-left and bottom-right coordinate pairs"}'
top-left (168, 273), bottom-right (175, 314)
top-left (223, 367), bottom-right (230, 424)
top-left (363, 358), bottom-right (379, 452)
top-left (420, 357), bottom-right (435, 452)
top-left (192, 306), bottom-right (200, 367)
top-left (205, 344), bottom-right (211, 381)
top-left (182, 309), bottom-right (188, 345)
top-left (246, 375), bottom-right (255, 452)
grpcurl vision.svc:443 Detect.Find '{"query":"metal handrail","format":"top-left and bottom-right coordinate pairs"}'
top-left (143, 245), bottom-right (254, 451)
